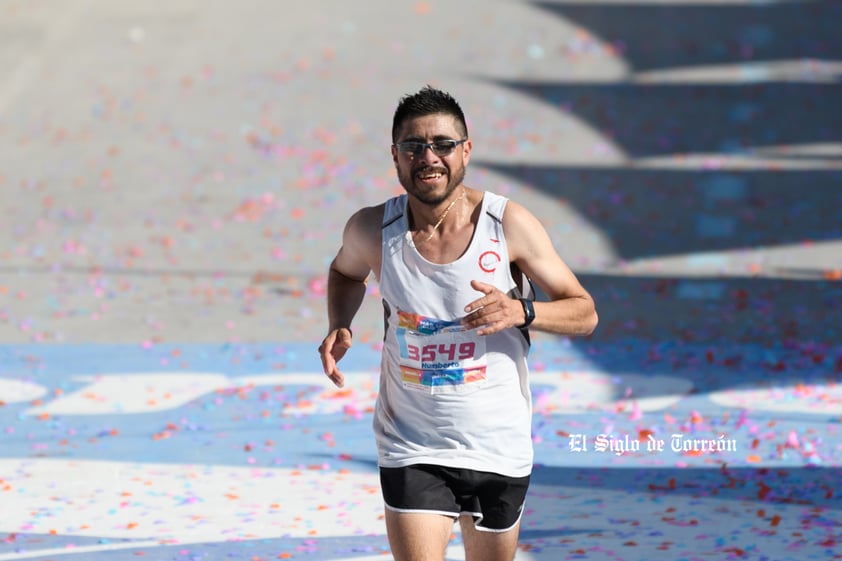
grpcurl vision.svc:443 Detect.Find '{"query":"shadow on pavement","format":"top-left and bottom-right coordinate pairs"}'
top-left (531, 0), bottom-right (842, 74)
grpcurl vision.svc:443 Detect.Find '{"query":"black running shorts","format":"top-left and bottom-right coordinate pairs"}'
top-left (379, 464), bottom-right (530, 532)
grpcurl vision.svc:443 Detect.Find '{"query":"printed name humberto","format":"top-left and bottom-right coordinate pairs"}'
top-left (568, 433), bottom-right (738, 456)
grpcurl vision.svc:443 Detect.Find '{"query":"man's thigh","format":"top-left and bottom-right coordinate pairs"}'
top-left (460, 514), bottom-right (520, 561)
top-left (384, 509), bottom-right (454, 561)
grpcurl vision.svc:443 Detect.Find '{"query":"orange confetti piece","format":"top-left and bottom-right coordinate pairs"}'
top-left (746, 454), bottom-right (762, 463)
top-left (824, 269), bottom-right (842, 281)
top-left (770, 515), bottom-right (782, 526)
top-left (327, 388), bottom-right (354, 399)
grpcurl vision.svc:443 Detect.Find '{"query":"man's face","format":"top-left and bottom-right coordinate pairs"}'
top-left (391, 113), bottom-right (471, 206)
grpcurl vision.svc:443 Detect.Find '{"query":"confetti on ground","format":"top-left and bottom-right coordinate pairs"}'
top-left (1, 1), bottom-right (840, 560)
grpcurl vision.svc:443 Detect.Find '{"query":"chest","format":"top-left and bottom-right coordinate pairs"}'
top-left (409, 224), bottom-right (476, 265)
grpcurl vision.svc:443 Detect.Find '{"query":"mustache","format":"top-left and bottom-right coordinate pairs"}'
top-left (413, 166), bottom-right (448, 174)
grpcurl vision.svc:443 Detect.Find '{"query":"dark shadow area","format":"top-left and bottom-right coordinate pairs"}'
top-left (530, 463), bottom-right (840, 509)
top-left (532, 272), bottom-right (842, 403)
top-left (478, 164), bottom-right (842, 260)
top-left (310, 456), bottom-right (841, 511)
top-left (533, 0), bottom-right (842, 73)
top-left (491, 81), bottom-right (841, 158)
top-left (576, 273), bottom-right (842, 354)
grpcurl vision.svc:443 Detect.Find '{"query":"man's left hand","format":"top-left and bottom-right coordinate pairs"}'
top-left (462, 280), bottom-right (524, 335)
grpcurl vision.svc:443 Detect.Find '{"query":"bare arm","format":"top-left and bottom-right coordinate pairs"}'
top-left (462, 200), bottom-right (597, 336)
top-left (318, 206), bottom-right (382, 387)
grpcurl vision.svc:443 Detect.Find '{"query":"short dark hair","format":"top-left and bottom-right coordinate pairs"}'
top-left (391, 85), bottom-right (468, 142)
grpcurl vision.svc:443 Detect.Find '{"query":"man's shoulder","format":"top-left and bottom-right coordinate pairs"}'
top-left (348, 203), bottom-right (387, 230)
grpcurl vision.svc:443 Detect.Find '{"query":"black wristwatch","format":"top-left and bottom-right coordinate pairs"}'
top-left (517, 298), bottom-right (535, 328)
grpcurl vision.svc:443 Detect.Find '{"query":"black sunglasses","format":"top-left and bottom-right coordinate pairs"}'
top-left (393, 139), bottom-right (468, 157)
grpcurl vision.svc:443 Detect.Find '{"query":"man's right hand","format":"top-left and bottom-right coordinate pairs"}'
top-left (318, 327), bottom-right (353, 388)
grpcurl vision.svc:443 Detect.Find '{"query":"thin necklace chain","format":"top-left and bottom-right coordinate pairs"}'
top-left (423, 187), bottom-right (466, 242)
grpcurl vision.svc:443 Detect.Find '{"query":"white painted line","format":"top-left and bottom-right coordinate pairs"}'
top-left (0, 541), bottom-right (162, 561)
top-left (15, 370), bottom-right (696, 417)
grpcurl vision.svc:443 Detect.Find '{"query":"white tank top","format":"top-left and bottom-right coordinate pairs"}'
top-left (373, 191), bottom-right (534, 477)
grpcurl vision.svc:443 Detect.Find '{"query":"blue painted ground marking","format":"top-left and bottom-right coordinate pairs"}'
top-left (1, 341), bottom-right (839, 560)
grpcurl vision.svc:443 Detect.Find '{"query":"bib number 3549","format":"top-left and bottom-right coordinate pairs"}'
top-left (405, 342), bottom-right (476, 363)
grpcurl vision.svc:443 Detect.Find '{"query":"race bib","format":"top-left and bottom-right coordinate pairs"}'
top-left (395, 312), bottom-right (487, 395)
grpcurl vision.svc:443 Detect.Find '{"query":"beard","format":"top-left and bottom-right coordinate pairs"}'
top-left (398, 163), bottom-right (466, 206)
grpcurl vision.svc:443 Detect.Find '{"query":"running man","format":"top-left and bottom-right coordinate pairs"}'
top-left (319, 85), bottom-right (598, 561)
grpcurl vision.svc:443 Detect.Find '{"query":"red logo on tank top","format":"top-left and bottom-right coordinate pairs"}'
top-left (479, 251), bottom-right (501, 273)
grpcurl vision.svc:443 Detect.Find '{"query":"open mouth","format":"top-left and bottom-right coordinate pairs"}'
top-left (416, 169), bottom-right (446, 182)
